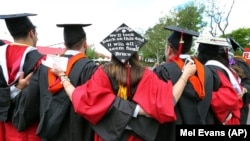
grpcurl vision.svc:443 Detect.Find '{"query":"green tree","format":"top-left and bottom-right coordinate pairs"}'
top-left (229, 28), bottom-right (250, 47)
top-left (86, 46), bottom-right (98, 59)
top-left (141, 16), bottom-right (175, 64)
top-left (227, 28), bottom-right (250, 56)
top-left (175, 2), bottom-right (206, 31)
top-left (142, 1), bottom-right (206, 64)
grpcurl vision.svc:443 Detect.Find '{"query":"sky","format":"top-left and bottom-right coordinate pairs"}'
top-left (0, 0), bottom-right (249, 56)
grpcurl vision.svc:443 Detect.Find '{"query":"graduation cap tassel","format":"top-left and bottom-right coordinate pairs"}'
top-left (126, 61), bottom-right (131, 98)
top-left (225, 47), bottom-right (229, 59)
top-left (176, 30), bottom-right (184, 59)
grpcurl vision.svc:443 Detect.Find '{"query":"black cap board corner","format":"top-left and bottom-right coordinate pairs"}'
top-left (0, 39), bottom-right (5, 46)
top-left (0, 13), bottom-right (37, 36)
top-left (228, 37), bottom-right (244, 52)
top-left (56, 24), bottom-right (91, 46)
top-left (100, 23), bottom-right (147, 64)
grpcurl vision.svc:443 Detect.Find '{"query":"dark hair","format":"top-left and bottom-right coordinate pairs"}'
top-left (168, 34), bottom-right (193, 54)
top-left (13, 27), bottom-right (36, 39)
top-left (66, 38), bottom-right (85, 50)
top-left (197, 43), bottom-right (229, 67)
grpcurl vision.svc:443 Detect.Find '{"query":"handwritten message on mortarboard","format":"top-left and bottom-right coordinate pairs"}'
top-left (100, 23), bottom-right (147, 64)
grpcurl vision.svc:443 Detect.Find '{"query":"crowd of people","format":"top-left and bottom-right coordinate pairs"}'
top-left (0, 12), bottom-right (249, 141)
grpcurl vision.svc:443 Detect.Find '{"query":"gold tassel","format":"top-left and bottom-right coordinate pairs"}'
top-left (117, 83), bottom-right (127, 100)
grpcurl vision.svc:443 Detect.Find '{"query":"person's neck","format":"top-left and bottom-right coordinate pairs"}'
top-left (13, 39), bottom-right (32, 46)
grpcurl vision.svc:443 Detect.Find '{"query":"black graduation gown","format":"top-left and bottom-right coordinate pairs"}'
top-left (240, 78), bottom-right (250, 124)
top-left (13, 55), bottom-right (98, 141)
top-left (153, 60), bottom-right (214, 141)
top-left (0, 48), bottom-right (43, 121)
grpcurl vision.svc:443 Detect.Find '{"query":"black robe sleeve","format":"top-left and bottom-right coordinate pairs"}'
top-left (12, 65), bottom-right (41, 131)
top-left (0, 50), bottom-right (43, 122)
top-left (153, 64), bottom-right (171, 82)
top-left (37, 59), bottom-right (98, 139)
top-left (0, 84), bottom-right (11, 121)
top-left (90, 96), bottom-right (136, 141)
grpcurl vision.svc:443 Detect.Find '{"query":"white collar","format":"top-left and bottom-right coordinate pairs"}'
top-left (205, 60), bottom-right (242, 94)
top-left (179, 54), bottom-right (191, 59)
top-left (64, 50), bottom-right (81, 55)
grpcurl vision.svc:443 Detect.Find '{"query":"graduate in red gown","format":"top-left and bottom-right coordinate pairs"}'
top-left (196, 36), bottom-right (244, 125)
top-left (0, 13), bottom-right (44, 141)
top-left (51, 23), bottom-right (197, 141)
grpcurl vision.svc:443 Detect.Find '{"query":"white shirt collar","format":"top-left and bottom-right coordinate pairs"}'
top-left (179, 54), bottom-right (191, 59)
top-left (64, 50), bottom-right (81, 56)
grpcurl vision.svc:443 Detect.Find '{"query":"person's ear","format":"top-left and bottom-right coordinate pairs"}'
top-left (167, 46), bottom-right (172, 55)
top-left (29, 29), bottom-right (36, 38)
top-left (83, 40), bottom-right (87, 49)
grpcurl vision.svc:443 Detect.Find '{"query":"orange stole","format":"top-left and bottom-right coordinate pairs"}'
top-left (173, 57), bottom-right (206, 99)
top-left (48, 53), bottom-right (86, 94)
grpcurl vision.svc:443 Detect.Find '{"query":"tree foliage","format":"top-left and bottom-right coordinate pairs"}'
top-left (142, 1), bottom-right (206, 64)
top-left (229, 28), bottom-right (250, 47)
top-left (141, 16), bottom-right (175, 63)
top-left (86, 46), bottom-right (98, 59)
top-left (175, 2), bottom-right (206, 31)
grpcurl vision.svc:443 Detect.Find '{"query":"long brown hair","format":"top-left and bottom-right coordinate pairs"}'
top-left (102, 52), bottom-right (145, 87)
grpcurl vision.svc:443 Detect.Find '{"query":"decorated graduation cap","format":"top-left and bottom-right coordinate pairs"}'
top-left (57, 24), bottom-right (91, 47)
top-left (165, 25), bottom-right (199, 58)
top-left (196, 36), bottom-right (232, 56)
top-left (0, 13), bottom-right (36, 36)
top-left (100, 23), bottom-right (147, 98)
top-left (100, 23), bottom-right (147, 64)
top-left (196, 36), bottom-right (231, 47)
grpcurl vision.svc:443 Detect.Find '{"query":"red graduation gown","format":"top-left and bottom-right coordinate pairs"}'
top-left (0, 122), bottom-right (40, 141)
top-left (72, 67), bottom-right (176, 140)
top-left (211, 70), bottom-right (243, 125)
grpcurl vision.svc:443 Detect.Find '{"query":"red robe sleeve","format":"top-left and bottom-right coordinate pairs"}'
top-left (72, 67), bottom-right (115, 125)
top-left (133, 69), bottom-right (176, 124)
top-left (211, 70), bottom-right (243, 124)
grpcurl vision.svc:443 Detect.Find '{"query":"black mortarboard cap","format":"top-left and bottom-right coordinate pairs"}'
top-left (0, 13), bottom-right (36, 36)
top-left (165, 26), bottom-right (199, 56)
top-left (228, 37), bottom-right (244, 52)
top-left (0, 39), bottom-right (5, 46)
top-left (100, 23), bottom-right (147, 64)
top-left (57, 24), bottom-right (91, 47)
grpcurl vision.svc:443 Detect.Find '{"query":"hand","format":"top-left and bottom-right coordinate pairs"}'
top-left (223, 113), bottom-right (232, 125)
top-left (182, 61), bottom-right (196, 77)
top-left (51, 63), bottom-right (65, 76)
top-left (138, 107), bottom-right (151, 117)
top-left (238, 87), bottom-right (247, 98)
top-left (16, 72), bottom-right (33, 89)
top-left (243, 87), bottom-right (248, 94)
